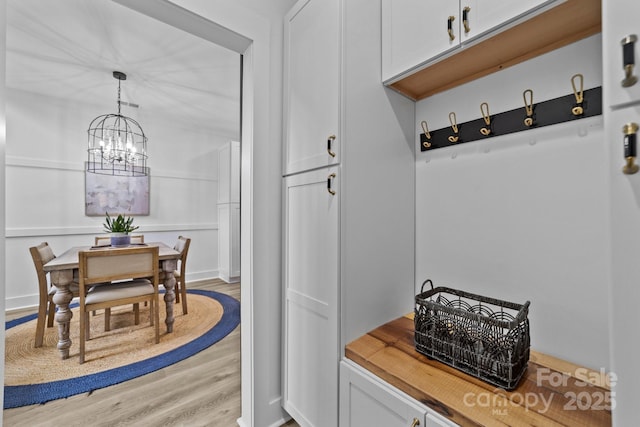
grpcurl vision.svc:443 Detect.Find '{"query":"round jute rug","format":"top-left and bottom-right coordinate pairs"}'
top-left (4, 289), bottom-right (240, 409)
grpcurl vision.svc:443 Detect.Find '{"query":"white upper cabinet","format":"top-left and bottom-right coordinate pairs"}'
top-left (603, 0), bottom-right (640, 108)
top-left (462, 0), bottom-right (552, 42)
top-left (382, 0), bottom-right (556, 83)
top-left (382, 0), bottom-right (459, 82)
top-left (284, 0), bottom-right (340, 176)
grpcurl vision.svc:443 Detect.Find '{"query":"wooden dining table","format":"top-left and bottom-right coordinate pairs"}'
top-left (43, 241), bottom-right (181, 360)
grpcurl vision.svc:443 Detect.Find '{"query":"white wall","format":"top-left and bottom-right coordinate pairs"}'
top-left (167, 1), bottom-right (294, 426)
top-left (415, 34), bottom-right (610, 370)
top-left (4, 86), bottom-right (231, 310)
top-left (341, 0), bottom-right (416, 347)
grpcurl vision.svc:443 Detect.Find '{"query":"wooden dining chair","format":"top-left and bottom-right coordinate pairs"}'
top-left (94, 235), bottom-right (145, 246)
top-left (29, 242), bottom-right (80, 348)
top-left (78, 246), bottom-right (160, 364)
top-left (173, 236), bottom-right (191, 315)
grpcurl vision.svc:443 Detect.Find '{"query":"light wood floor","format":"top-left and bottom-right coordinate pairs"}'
top-left (3, 279), bottom-right (300, 427)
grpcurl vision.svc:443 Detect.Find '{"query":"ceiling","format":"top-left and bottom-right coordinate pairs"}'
top-left (5, 0), bottom-right (241, 141)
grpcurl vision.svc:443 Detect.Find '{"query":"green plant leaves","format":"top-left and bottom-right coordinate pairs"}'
top-left (103, 212), bottom-right (139, 234)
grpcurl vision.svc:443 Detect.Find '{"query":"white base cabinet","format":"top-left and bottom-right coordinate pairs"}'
top-left (340, 361), bottom-right (458, 427)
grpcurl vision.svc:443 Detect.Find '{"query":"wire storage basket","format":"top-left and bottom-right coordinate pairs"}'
top-left (414, 279), bottom-right (531, 390)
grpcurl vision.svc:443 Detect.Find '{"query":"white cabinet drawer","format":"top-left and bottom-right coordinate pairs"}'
top-left (340, 361), bottom-right (426, 427)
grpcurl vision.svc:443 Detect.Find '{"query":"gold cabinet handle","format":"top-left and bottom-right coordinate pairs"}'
top-left (327, 173), bottom-right (336, 195)
top-left (462, 6), bottom-right (471, 33)
top-left (410, 418), bottom-right (420, 427)
top-left (447, 16), bottom-right (455, 41)
top-left (623, 122), bottom-right (639, 174)
top-left (621, 35), bottom-right (638, 88)
top-left (327, 135), bottom-right (336, 157)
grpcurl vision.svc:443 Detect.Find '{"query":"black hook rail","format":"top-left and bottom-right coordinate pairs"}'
top-left (420, 86), bottom-right (602, 152)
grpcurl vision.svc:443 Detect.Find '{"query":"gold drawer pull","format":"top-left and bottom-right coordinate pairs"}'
top-left (410, 418), bottom-right (420, 427)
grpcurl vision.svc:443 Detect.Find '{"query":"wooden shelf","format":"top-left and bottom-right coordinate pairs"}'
top-left (387, 0), bottom-right (601, 101)
top-left (346, 315), bottom-right (612, 427)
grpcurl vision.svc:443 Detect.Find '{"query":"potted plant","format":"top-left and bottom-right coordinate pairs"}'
top-left (103, 212), bottom-right (139, 247)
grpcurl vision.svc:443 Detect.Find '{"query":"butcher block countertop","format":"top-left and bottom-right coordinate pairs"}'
top-left (345, 315), bottom-right (612, 427)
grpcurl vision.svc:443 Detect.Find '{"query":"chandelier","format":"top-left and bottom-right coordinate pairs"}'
top-left (87, 71), bottom-right (148, 176)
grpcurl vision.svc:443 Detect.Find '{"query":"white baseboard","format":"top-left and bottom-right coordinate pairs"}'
top-left (220, 274), bottom-right (241, 283)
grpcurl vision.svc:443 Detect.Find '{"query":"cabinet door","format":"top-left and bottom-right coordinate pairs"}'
top-left (284, 0), bottom-right (340, 175)
top-left (461, 0), bottom-right (553, 43)
top-left (603, 0), bottom-right (640, 107)
top-left (382, 0), bottom-right (460, 82)
top-left (284, 167), bottom-right (339, 426)
top-left (606, 106), bottom-right (640, 427)
top-left (340, 362), bottom-right (426, 427)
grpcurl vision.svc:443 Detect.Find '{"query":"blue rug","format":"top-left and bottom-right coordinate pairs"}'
top-left (4, 289), bottom-right (240, 409)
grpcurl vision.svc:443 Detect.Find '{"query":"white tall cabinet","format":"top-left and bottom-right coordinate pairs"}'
top-left (603, 1), bottom-right (640, 425)
top-left (218, 141), bottom-right (240, 283)
top-left (282, 0), bottom-right (416, 426)
top-left (283, 0), bottom-right (341, 425)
